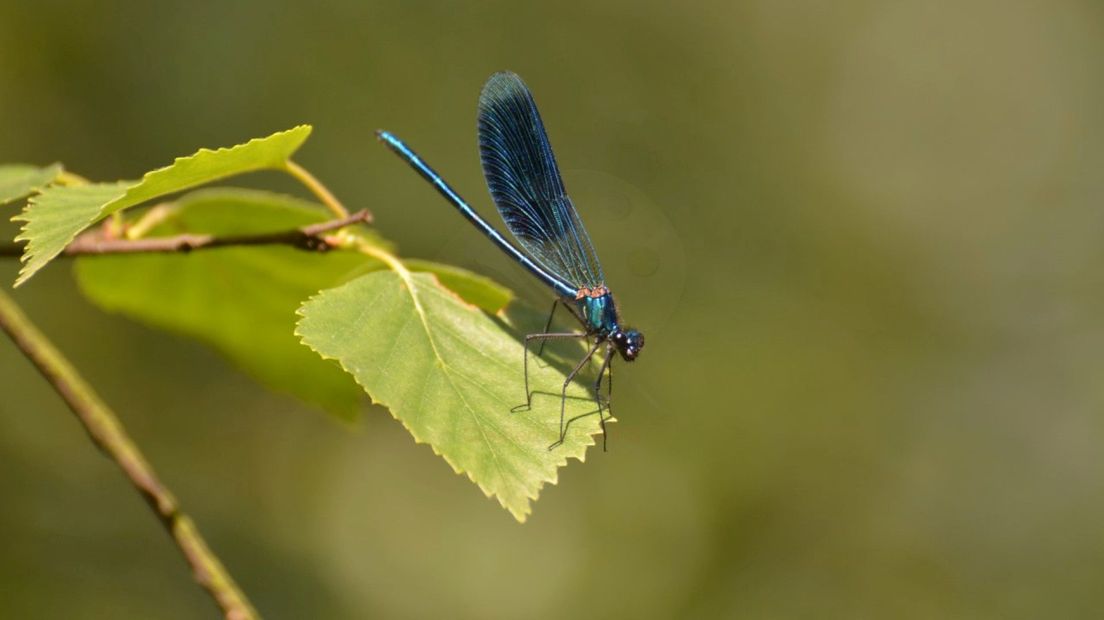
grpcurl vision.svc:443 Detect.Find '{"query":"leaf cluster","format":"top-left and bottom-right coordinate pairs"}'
top-left (2, 127), bottom-right (605, 520)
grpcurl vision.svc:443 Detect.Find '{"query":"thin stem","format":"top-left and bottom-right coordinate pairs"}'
top-left (338, 231), bottom-right (434, 301)
top-left (125, 202), bottom-right (178, 239)
top-left (108, 211), bottom-right (125, 237)
top-left (0, 290), bottom-right (260, 620)
top-left (0, 210), bottom-right (372, 257)
top-left (341, 232), bottom-right (408, 275)
top-left (284, 160), bottom-right (354, 219)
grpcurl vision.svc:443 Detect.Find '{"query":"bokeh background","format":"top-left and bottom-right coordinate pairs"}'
top-left (2, 1), bottom-right (1103, 618)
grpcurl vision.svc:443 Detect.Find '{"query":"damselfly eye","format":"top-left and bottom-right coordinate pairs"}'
top-left (613, 328), bottom-right (643, 362)
top-left (626, 329), bottom-right (644, 352)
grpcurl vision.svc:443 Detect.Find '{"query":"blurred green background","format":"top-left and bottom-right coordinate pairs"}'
top-left (2, 1), bottom-right (1103, 618)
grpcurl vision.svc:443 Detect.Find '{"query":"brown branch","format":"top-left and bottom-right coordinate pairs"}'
top-left (0, 290), bottom-right (260, 620)
top-left (0, 209), bottom-right (371, 258)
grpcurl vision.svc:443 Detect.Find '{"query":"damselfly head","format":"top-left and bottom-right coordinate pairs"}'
top-left (612, 328), bottom-right (644, 362)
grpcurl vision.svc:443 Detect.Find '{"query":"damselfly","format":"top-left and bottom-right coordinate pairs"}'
top-left (378, 72), bottom-right (644, 450)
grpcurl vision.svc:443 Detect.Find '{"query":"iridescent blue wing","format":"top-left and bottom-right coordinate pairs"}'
top-left (478, 72), bottom-right (605, 291)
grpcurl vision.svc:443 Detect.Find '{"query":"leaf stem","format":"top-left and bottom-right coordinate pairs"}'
top-left (0, 289), bottom-right (260, 620)
top-left (284, 160), bottom-right (352, 219)
top-left (341, 233), bottom-right (409, 276)
top-left (124, 202), bottom-right (179, 239)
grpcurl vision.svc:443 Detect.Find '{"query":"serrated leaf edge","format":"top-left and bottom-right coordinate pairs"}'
top-left (295, 271), bottom-right (608, 522)
top-left (11, 126), bottom-right (312, 286)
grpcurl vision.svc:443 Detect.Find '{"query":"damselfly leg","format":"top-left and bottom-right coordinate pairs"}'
top-left (592, 346), bottom-right (614, 451)
top-left (517, 332), bottom-right (589, 413)
top-left (536, 299), bottom-right (585, 357)
top-left (548, 339), bottom-right (604, 450)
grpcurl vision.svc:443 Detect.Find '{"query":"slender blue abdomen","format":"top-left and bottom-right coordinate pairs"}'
top-left (376, 130), bottom-right (577, 299)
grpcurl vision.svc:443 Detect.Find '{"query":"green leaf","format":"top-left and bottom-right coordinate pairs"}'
top-left (74, 188), bottom-right (368, 419)
top-left (405, 258), bottom-right (513, 314)
top-left (13, 126), bottom-right (312, 287)
top-left (73, 187), bottom-right (511, 420)
top-left (0, 163), bottom-right (62, 205)
top-left (14, 182), bottom-right (129, 271)
top-left (296, 270), bottom-right (606, 522)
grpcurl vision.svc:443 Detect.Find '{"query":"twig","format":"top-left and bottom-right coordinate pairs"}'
top-left (0, 290), bottom-right (260, 620)
top-left (0, 209), bottom-right (372, 257)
